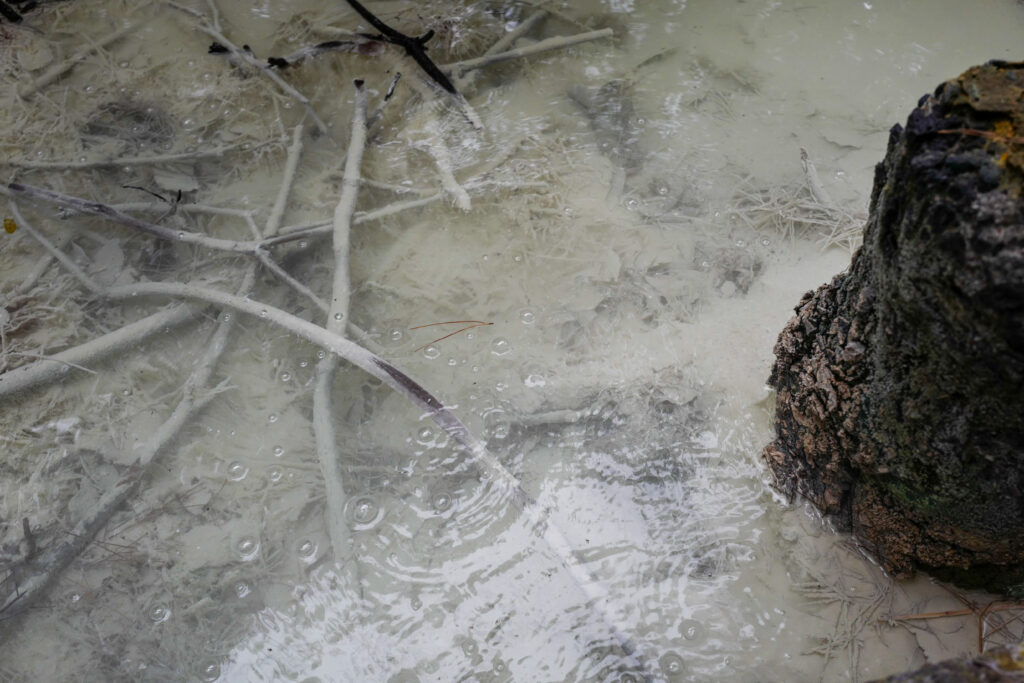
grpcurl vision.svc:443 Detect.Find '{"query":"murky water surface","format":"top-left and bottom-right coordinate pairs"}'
top-left (1, 1), bottom-right (1022, 681)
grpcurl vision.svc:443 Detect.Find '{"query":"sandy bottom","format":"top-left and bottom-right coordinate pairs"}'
top-left (1, 0), bottom-right (1023, 681)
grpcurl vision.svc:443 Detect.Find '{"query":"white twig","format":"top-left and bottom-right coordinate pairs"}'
top-left (422, 112), bottom-right (471, 211)
top-left (0, 304), bottom-right (199, 399)
top-left (315, 82), bottom-right (367, 562)
top-left (18, 23), bottom-right (137, 98)
top-left (3, 183), bottom-right (261, 253)
top-left (800, 147), bottom-right (834, 207)
top-left (4, 143), bottom-right (259, 170)
top-left (264, 124), bottom-right (306, 237)
top-left (452, 9), bottom-right (547, 93)
top-left (111, 202), bottom-right (258, 220)
top-left (443, 29), bottom-right (614, 75)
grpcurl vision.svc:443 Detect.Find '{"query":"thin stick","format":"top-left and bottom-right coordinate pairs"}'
top-left (263, 124), bottom-right (305, 237)
top-left (421, 111), bottom-right (471, 211)
top-left (255, 124), bottom-right (331, 309)
top-left (315, 82), bottom-right (367, 566)
top-left (442, 29), bottom-right (614, 75)
top-left (256, 250), bottom-right (329, 313)
top-left (18, 23), bottom-right (138, 98)
top-left (4, 183), bottom-right (261, 253)
top-left (451, 9), bottom-right (547, 93)
top-left (885, 608), bottom-right (975, 621)
top-left (4, 143), bottom-right (259, 170)
top-left (800, 147), bottom-right (833, 207)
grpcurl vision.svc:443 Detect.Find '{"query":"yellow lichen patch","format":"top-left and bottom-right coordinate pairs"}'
top-left (990, 643), bottom-right (1024, 671)
top-left (3, 217), bottom-right (16, 234)
top-left (993, 119), bottom-right (1015, 139)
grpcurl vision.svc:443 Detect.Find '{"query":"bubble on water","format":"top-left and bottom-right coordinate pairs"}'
top-left (350, 497), bottom-right (381, 528)
top-left (119, 61), bottom-right (130, 68)
top-left (388, 327), bottom-right (403, 343)
top-left (236, 536), bottom-right (259, 560)
top-left (202, 72), bottom-right (213, 82)
top-left (680, 619), bottom-right (706, 642)
top-left (259, 309), bottom-right (268, 318)
top-left (198, 659), bottom-right (221, 682)
top-left (280, 372), bottom-right (291, 382)
top-left (317, 350), bottom-right (326, 359)
top-left (471, 365), bottom-right (480, 373)
top-left (493, 659), bottom-right (507, 674)
top-left (298, 240), bottom-right (309, 249)
top-left (333, 312), bottom-right (343, 321)
top-left (447, 358), bottom-right (458, 366)
top-left (267, 414), bottom-right (278, 424)
top-left (461, 640), bottom-right (478, 656)
top-left (736, 239), bottom-right (746, 247)
top-left (513, 254), bottom-right (522, 262)
top-left (416, 427), bottom-right (435, 445)
top-left (297, 539), bottom-right (317, 561)
top-left (432, 492), bottom-right (453, 512)
top-left (761, 238), bottom-right (771, 246)
top-left (182, 117), bottom-right (196, 129)
top-left (484, 408), bottom-right (510, 440)
top-left (656, 183), bottom-right (669, 196)
top-left (84, 84), bottom-right (95, 93)
top-left (660, 652), bottom-right (686, 680)
top-left (272, 445), bottom-right (284, 457)
top-left (221, 313), bottom-right (231, 322)
top-left (524, 373), bottom-right (546, 388)
top-left (227, 462), bottom-right (248, 481)
top-left (423, 346), bottom-right (440, 359)
top-left (68, 592), bottom-right (81, 604)
top-left (234, 581), bottom-right (251, 598)
top-left (149, 604), bottom-right (170, 622)
top-left (491, 338), bottom-right (511, 356)
top-left (494, 381), bottom-right (508, 393)
top-left (299, 360), bottom-right (309, 368)
top-left (268, 466), bottom-right (283, 482)
top-left (625, 197), bottom-right (640, 211)
top-left (410, 596), bottom-right (422, 610)
top-left (519, 309), bottom-right (536, 325)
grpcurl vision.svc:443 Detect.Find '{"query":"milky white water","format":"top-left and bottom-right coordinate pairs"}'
top-left (0, 1), bottom-right (1022, 681)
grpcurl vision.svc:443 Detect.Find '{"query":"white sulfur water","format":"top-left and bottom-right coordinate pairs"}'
top-left (1, 1), bottom-right (1022, 681)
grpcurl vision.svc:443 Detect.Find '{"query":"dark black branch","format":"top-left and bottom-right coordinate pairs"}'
top-left (343, 0), bottom-right (458, 95)
top-left (0, 0), bottom-right (22, 23)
